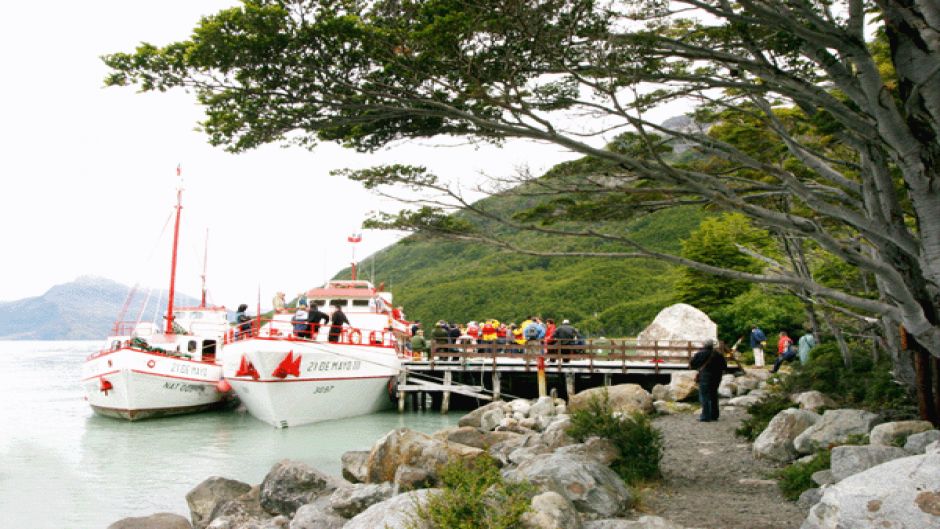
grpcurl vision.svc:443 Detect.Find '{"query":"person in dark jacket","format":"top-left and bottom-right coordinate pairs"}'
top-left (235, 303), bottom-right (252, 340)
top-left (327, 305), bottom-right (350, 343)
top-left (689, 340), bottom-right (727, 422)
top-left (306, 304), bottom-right (330, 340)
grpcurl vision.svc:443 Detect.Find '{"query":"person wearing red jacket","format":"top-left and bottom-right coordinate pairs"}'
top-left (772, 331), bottom-right (795, 373)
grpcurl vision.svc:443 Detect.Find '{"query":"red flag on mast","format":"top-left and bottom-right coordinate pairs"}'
top-left (176, 164), bottom-right (182, 176)
top-left (347, 233), bottom-right (362, 243)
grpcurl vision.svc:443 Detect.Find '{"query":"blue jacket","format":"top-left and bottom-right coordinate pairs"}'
top-left (524, 322), bottom-right (546, 340)
top-left (749, 327), bottom-right (766, 348)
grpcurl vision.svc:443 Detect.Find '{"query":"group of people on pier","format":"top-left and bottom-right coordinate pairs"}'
top-left (407, 316), bottom-right (584, 357)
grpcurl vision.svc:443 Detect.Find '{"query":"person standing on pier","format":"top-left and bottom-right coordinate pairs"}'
top-left (690, 340), bottom-right (726, 422)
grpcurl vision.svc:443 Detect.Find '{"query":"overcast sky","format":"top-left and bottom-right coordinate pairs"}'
top-left (0, 1), bottom-right (582, 310)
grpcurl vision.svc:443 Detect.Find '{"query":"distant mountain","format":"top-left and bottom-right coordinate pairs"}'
top-left (0, 276), bottom-right (202, 340)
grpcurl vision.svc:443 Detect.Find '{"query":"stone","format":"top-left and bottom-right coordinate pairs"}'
top-left (207, 485), bottom-right (267, 527)
top-left (735, 377), bottom-right (759, 396)
top-left (668, 370), bottom-right (699, 401)
top-left (542, 416), bottom-right (577, 449)
top-left (521, 491), bottom-right (582, 529)
top-left (340, 450), bottom-right (370, 484)
top-left (458, 401), bottom-right (506, 428)
top-left (365, 427), bottom-right (485, 484)
top-left (483, 430), bottom-right (525, 448)
top-left (555, 403), bottom-right (568, 415)
top-left (343, 489), bottom-right (440, 529)
top-left (288, 505), bottom-right (345, 529)
top-left (433, 426), bottom-right (488, 449)
top-left (555, 437), bottom-right (621, 466)
top-left (481, 408), bottom-right (506, 431)
top-left (328, 482), bottom-right (395, 518)
top-left (829, 445), bottom-right (909, 482)
top-left (259, 460), bottom-right (339, 517)
top-left (393, 464), bottom-right (435, 491)
top-left (802, 450), bottom-right (940, 529)
top-left (793, 409), bottom-right (882, 454)
top-left (651, 384), bottom-right (671, 402)
top-left (790, 390), bottom-right (837, 412)
top-left (727, 395), bottom-right (762, 408)
top-left (868, 420), bottom-right (934, 447)
top-left (635, 303), bottom-right (717, 346)
top-left (797, 488), bottom-right (824, 511)
top-left (753, 408), bottom-right (820, 462)
top-left (529, 396), bottom-right (558, 420)
top-left (718, 374), bottom-right (736, 398)
top-left (905, 430), bottom-right (940, 454)
top-left (108, 513), bottom-right (193, 529)
top-left (653, 401), bottom-right (696, 415)
top-left (186, 477), bottom-right (253, 529)
top-left (742, 368), bottom-right (771, 381)
top-left (510, 398), bottom-right (533, 417)
top-left (569, 384), bottom-right (654, 416)
top-left (505, 452), bottom-right (632, 517)
top-left (521, 417), bottom-right (538, 430)
top-left (583, 516), bottom-right (685, 529)
top-left (811, 470), bottom-right (835, 487)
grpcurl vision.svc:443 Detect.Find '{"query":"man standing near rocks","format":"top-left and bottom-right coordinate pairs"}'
top-left (749, 324), bottom-right (767, 367)
top-left (690, 340), bottom-right (727, 422)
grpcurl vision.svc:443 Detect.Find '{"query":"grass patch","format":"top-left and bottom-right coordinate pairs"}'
top-left (408, 454), bottom-right (534, 529)
top-left (567, 391), bottom-right (663, 486)
top-left (734, 393), bottom-right (795, 441)
top-left (775, 449), bottom-right (831, 501)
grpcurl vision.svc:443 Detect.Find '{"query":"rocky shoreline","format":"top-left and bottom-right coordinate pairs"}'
top-left (107, 369), bottom-right (940, 529)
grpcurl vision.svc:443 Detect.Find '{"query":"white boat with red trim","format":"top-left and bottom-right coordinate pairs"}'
top-left (80, 184), bottom-right (233, 420)
top-left (221, 279), bottom-right (411, 428)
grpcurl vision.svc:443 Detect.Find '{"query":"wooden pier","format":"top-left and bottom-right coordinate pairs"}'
top-left (396, 339), bottom-right (726, 413)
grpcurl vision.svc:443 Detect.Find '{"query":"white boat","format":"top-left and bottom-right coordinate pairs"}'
top-left (81, 186), bottom-right (232, 420)
top-left (221, 278), bottom-right (410, 428)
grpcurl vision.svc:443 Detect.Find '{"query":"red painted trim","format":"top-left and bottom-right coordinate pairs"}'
top-left (81, 370), bottom-right (121, 382)
top-left (87, 347), bottom-right (222, 364)
top-left (229, 336), bottom-right (394, 349)
top-left (130, 370), bottom-right (219, 384)
top-left (228, 374), bottom-right (391, 384)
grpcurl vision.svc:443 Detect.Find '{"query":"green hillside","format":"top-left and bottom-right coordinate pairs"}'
top-left (341, 205), bottom-right (707, 337)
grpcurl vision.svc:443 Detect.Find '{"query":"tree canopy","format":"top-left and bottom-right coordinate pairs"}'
top-left (103, 1), bottom-right (940, 368)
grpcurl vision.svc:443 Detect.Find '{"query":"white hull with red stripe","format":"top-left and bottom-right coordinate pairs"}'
top-left (221, 338), bottom-right (400, 428)
top-left (81, 347), bottom-right (226, 420)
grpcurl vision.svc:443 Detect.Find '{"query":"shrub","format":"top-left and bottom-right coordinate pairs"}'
top-left (567, 391), bottom-right (663, 485)
top-left (734, 394), bottom-right (795, 441)
top-left (408, 454), bottom-right (534, 529)
top-left (776, 449), bottom-right (831, 501)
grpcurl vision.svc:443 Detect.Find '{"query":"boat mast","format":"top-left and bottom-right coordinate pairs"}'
top-left (165, 184), bottom-right (183, 334)
top-left (200, 228), bottom-right (209, 308)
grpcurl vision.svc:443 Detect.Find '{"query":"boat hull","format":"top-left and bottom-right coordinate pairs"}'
top-left (222, 339), bottom-right (400, 427)
top-left (82, 348), bottom-right (226, 421)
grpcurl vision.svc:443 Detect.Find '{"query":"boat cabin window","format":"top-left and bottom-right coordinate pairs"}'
top-left (188, 340), bottom-right (198, 354)
top-left (351, 299), bottom-right (370, 307)
top-left (310, 299), bottom-right (326, 307)
top-left (111, 339), bottom-right (121, 351)
top-left (327, 299), bottom-right (349, 307)
top-left (202, 340), bottom-right (217, 362)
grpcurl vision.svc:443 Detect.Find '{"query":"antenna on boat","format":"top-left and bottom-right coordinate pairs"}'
top-left (347, 232), bottom-right (362, 280)
top-left (165, 167), bottom-right (183, 335)
top-left (200, 228), bottom-right (209, 308)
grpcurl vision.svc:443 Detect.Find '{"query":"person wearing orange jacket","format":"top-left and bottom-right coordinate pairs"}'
top-left (772, 331), bottom-right (796, 373)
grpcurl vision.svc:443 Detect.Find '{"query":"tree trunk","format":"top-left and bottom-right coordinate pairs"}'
top-left (821, 309), bottom-right (852, 368)
top-left (913, 345), bottom-right (938, 426)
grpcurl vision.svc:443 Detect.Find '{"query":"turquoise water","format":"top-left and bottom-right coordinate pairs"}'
top-left (0, 341), bottom-right (454, 528)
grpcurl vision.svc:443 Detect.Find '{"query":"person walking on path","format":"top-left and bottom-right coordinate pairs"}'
top-left (689, 339), bottom-right (727, 422)
top-left (771, 331), bottom-right (796, 373)
top-left (749, 324), bottom-right (767, 367)
top-left (797, 332), bottom-right (816, 364)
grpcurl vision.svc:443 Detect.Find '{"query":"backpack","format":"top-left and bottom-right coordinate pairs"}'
top-left (524, 324), bottom-right (539, 340)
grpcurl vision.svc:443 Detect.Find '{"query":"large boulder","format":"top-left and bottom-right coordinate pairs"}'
top-left (458, 401), bottom-right (506, 428)
top-left (793, 409), bottom-right (882, 454)
top-left (520, 491), bottom-right (582, 529)
top-left (718, 374), bottom-right (737, 398)
top-left (583, 516), bottom-right (685, 529)
top-left (433, 426), bottom-right (488, 449)
top-left (108, 513), bottom-right (192, 529)
top-left (366, 428), bottom-right (485, 483)
top-left (481, 408), bottom-right (507, 431)
top-left (667, 371), bottom-right (699, 402)
top-left (206, 485), bottom-right (268, 527)
top-left (555, 437), bottom-right (621, 467)
top-left (505, 452), bottom-right (632, 517)
top-left (529, 396), bottom-right (558, 421)
top-left (259, 460), bottom-right (340, 517)
top-left (829, 445), bottom-right (910, 482)
top-left (343, 489), bottom-right (439, 529)
top-left (288, 504), bottom-right (345, 529)
top-left (635, 303), bottom-right (717, 346)
top-left (727, 395), bottom-right (763, 408)
top-left (905, 430), bottom-right (940, 454)
top-left (802, 448), bottom-right (940, 529)
top-left (753, 409), bottom-right (821, 462)
top-left (328, 482), bottom-right (395, 518)
top-left (569, 384), bottom-right (654, 416)
top-left (186, 477), bottom-right (253, 529)
top-left (340, 450), bottom-right (370, 483)
top-left (790, 391), bottom-right (837, 412)
top-left (868, 420), bottom-right (934, 447)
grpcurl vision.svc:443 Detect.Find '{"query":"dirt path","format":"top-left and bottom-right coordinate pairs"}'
top-left (641, 406), bottom-right (806, 529)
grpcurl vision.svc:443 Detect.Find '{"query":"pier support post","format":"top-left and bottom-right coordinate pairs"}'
top-left (565, 373), bottom-right (576, 399)
top-left (492, 371), bottom-right (502, 401)
top-left (603, 373), bottom-right (612, 387)
top-left (397, 371), bottom-right (408, 413)
top-left (441, 371), bottom-right (452, 414)
top-left (537, 356), bottom-right (547, 397)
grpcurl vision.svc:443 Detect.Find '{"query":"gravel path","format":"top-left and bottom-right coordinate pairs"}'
top-left (642, 406), bottom-right (806, 529)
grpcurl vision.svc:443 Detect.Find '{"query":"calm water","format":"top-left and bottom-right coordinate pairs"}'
top-left (0, 341), bottom-right (454, 529)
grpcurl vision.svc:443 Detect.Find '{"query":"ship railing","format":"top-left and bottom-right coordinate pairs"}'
top-left (222, 317), bottom-right (400, 349)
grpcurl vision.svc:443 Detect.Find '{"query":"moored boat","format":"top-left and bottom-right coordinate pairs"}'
top-left (81, 184), bottom-right (232, 420)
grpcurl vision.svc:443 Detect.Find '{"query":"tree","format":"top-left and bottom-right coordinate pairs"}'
top-left (103, 0), bottom-right (940, 417)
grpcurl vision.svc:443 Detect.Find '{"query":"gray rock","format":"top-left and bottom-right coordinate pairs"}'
top-left (258, 515), bottom-right (289, 529)
top-left (328, 482), bottom-right (395, 518)
top-left (343, 489), bottom-right (440, 529)
top-left (651, 384), bottom-right (671, 402)
top-left (458, 401), bottom-right (506, 428)
top-left (510, 398), bottom-right (533, 417)
top-left (259, 460), bottom-right (339, 517)
top-left (735, 377), bottom-right (759, 396)
top-left (727, 395), bottom-right (761, 408)
top-left (555, 437), bottom-right (621, 467)
top-left (366, 427), bottom-right (485, 483)
top-left (340, 450), bottom-right (369, 484)
top-left (481, 408), bottom-right (507, 431)
top-left (653, 400), bottom-right (696, 415)
top-left (570, 384), bottom-right (654, 416)
top-left (542, 416), bottom-right (577, 449)
top-left (797, 488), bottom-right (824, 511)
top-left (753, 408), bottom-right (820, 462)
top-left (520, 491), bottom-right (582, 529)
top-left (718, 374), bottom-right (736, 398)
top-left (529, 396), bottom-right (558, 420)
top-left (868, 420), bottom-right (934, 447)
top-left (393, 464), bottom-right (434, 491)
top-left (790, 391), bottom-right (837, 412)
top-left (584, 516), bottom-right (685, 529)
top-left (793, 409), bottom-right (882, 454)
top-left (187, 477), bottom-right (253, 529)
top-left (802, 450), bottom-right (940, 529)
top-left (904, 429), bottom-right (940, 454)
top-left (668, 370), bottom-right (699, 401)
top-left (207, 485), bottom-right (267, 527)
top-left (505, 452), bottom-right (632, 517)
top-left (288, 504), bottom-right (345, 529)
top-left (433, 426), bottom-right (487, 449)
top-left (635, 303), bottom-right (717, 345)
top-left (108, 513), bottom-right (193, 529)
top-left (811, 470), bottom-right (835, 487)
top-left (829, 445), bottom-right (909, 482)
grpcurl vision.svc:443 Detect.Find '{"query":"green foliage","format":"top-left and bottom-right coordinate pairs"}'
top-left (780, 344), bottom-right (915, 417)
top-left (567, 392), bottom-right (663, 486)
top-left (408, 454), bottom-right (534, 529)
top-left (735, 394), bottom-right (795, 442)
top-left (710, 287), bottom-right (806, 344)
top-left (776, 449), bottom-right (831, 501)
